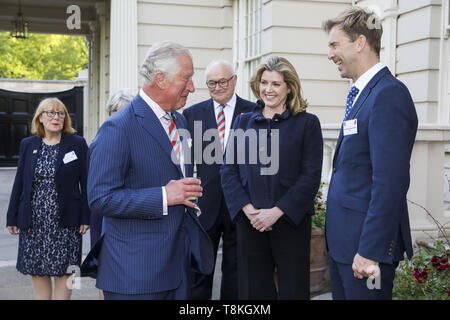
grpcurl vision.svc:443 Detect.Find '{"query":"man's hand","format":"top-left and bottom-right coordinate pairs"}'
top-left (251, 207), bottom-right (284, 232)
top-left (242, 203), bottom-right (260, 222)
top-left (352, 253), bottom-right (379, 279)
top-left (166, 178), bottom-right (202, 208)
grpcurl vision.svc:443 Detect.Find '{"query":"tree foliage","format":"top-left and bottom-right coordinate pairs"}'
top-left (0, 32), bottom-right (88, 80)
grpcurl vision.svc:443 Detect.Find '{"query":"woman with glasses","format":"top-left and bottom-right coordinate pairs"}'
top-left (6, 97), bottom-right (90, 300)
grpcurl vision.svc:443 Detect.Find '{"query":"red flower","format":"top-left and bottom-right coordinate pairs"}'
top-left (441, 258), bottom-right (448, 264)
top-left (420, 270), bottom-right (428, 279)
top-left (447, 289), bottom-right (450, 297)
top-left (317, 205), bottom-right (322, 211)
top-left (431, 256), bottom-right (439, 263)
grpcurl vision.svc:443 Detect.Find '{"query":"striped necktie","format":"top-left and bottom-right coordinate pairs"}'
top-left (216, 103), bottom-right (226, 152)
top-left (163, 112), bottom-right (181, 163)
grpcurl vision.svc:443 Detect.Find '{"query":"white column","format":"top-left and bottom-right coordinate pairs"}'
top-left (109, 0), bottom-right (138, 96)
top-left (87, 21), bottom-right (100, 143)
top-left (96, 2), bottom-right (108, 126)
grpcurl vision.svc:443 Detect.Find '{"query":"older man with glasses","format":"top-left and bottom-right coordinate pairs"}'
top-left (183, 59), bottom-right (257, 300)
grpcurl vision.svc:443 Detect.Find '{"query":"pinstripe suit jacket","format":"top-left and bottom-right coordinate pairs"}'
top-left (86, 94), bottom-right (214, 295)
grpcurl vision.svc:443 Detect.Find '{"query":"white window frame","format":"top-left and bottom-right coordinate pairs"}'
top-left (234, 0), bottom-right (262, 101)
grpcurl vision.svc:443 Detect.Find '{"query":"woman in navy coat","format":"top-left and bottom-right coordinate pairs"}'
top-left (6, 97), bottom-right (90, 300)
top-left (221, 56), bottom-right (323, 299)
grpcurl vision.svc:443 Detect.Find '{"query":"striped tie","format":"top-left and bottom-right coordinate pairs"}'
top-left (217, 103), bottom-right (226, 152)
top-left (163, 112), bottom-right (181, 163)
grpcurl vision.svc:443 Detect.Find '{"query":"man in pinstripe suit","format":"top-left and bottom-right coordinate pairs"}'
top-left (87, 41), bottom-right (214, 300)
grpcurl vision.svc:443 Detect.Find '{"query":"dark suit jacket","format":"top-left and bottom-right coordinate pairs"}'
top-left (326, 67), bottom-right (418, 265)
top-left (182, 95), bottom-right (256, 230)
top-left (220, 102), bottom-right (323, 226)
top-left (6, 134), bottom-right (90, 229)
top-left (85, 94), bottom-right (214, 295)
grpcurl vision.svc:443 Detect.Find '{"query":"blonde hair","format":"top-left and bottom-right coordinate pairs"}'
top-left (31, 97), bottom-right (76, 137)
top-left (323, 6), bottom-right (383, 57)
top-left (250, 56), bottom-right (308, 115)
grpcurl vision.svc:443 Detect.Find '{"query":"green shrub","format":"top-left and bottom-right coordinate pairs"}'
top-left (393, 240), bottom-right (449, 300)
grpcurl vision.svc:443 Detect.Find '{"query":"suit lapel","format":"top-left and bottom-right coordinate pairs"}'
top-left (333, 67), bottom-right (390, 162)
top-left (29, 136), bottom-right (42, 177)
top-left (204, 99), bottom-right (218, 131)
top-left (232, 95), bottom-right (246, 124)
top-left (55, 134), bottom-right (68, 173)
top-left (133, 95), bottom-right (183, 176)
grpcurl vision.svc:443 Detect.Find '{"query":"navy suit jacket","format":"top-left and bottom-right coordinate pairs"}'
top-left (6, 134), bottom-right (90, 229)
top-left (220, 102), bottom-right (323, 226)
top-left (182, 95), bottom-right (256, 230)
top-left (326, 67), bottom-right (418, 265)
top-left (86, 94), bottom-right (214, 295)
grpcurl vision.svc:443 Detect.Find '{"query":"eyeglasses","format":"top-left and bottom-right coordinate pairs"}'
top-left (42, 110), bottom-right (66, 118)
top-left (206, 75), bottom-right (235, 89)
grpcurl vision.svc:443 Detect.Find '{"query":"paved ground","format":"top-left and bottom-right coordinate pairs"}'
top-left (0, 168), bottom-right (222, 300)
top-left (0, 167), bottom-right (330, 300)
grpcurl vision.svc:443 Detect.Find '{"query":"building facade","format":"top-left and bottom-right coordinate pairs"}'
top-left (0, 0), bottom-right (449, 240)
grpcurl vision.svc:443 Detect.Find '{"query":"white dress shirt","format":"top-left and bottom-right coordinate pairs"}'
top-left (352, 62), bottom-right (385, 107)
top-left (139, 89), bottom-right (186, 215)
top-left (213, 93), bottom-right (237, 150)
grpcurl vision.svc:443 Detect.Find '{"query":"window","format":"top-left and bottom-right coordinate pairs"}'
top-left (234, 0), bottom-right (262, 100)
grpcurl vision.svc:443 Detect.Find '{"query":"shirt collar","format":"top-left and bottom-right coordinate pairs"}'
top-left (353, 62), bottom-right (385, 92)
top-left (213, 93), bottom-right (237, 109)
top-left (139, 88), bottom-right (168, 120)
top-left (253, 100), bottom-right (291, 122)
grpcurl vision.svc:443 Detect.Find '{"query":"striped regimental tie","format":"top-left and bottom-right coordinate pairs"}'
top-left (163, 112), bottom-right (181, 163)
top-left (217, 103), bottom-right (226, 152)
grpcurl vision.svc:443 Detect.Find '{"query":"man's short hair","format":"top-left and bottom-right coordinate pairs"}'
top-left (139, 41), bottom-right (192, 86)
top-left (205, 59), bottom-right (235, 79)
top-left (106, 89), bottom-right (134, 114)
top-left (323, 6), bottom-right (383, 57)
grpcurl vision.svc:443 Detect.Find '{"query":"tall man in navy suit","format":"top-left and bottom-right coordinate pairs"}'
top-left (87, 41), bottom-right (214, 300)
top-left (183, 60), bottom-right (256, 299)
top-left (323, 7), bottom-right (418, 299)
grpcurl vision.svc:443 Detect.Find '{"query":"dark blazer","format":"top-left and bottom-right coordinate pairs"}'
top-left (85, 94), bottom-right (214, 295)
top-left (326, 67), bottom-right (418, 265)
top-left (182, 95), bottom-right (256, 230)
top-left (6, 134), bottom-right (90, 229)
top-left (220, 102), bottom-right (323, 226)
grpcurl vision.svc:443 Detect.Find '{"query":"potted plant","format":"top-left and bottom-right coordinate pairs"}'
top-left (310, 183), bottom-right (329, 295)
top-left (393, 201), bottom-right (449, 300)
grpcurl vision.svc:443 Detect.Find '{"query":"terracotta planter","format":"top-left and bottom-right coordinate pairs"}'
top-left (310, 227), bottom-right (329, 294)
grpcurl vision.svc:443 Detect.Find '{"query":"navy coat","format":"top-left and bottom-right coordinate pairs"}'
top-left (6, 134), bottom-right (90, 229)
top-left (85, 95), bottom-right (214, 295)
top-left (220, 102), bottom-right (323, 226)
top-left (182, 95), bottom-right (256, 230)
top-left (326, 67), bottom-right (418, 265)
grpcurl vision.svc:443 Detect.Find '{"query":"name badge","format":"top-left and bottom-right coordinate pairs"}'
top-left (63, 151), bottom-right (78, 164)
top-left (343, 119), bottom-right (358, 136)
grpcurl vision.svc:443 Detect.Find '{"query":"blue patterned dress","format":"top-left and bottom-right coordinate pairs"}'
top-left (16, 142), bottom-right (81, 276)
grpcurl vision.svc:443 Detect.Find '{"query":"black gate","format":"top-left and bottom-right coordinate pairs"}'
top-left (0, 86), bottom-right (84, 167)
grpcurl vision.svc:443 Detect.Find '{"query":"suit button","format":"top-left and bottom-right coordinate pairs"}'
top-left (333, 167), bottom-right (336, 173)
